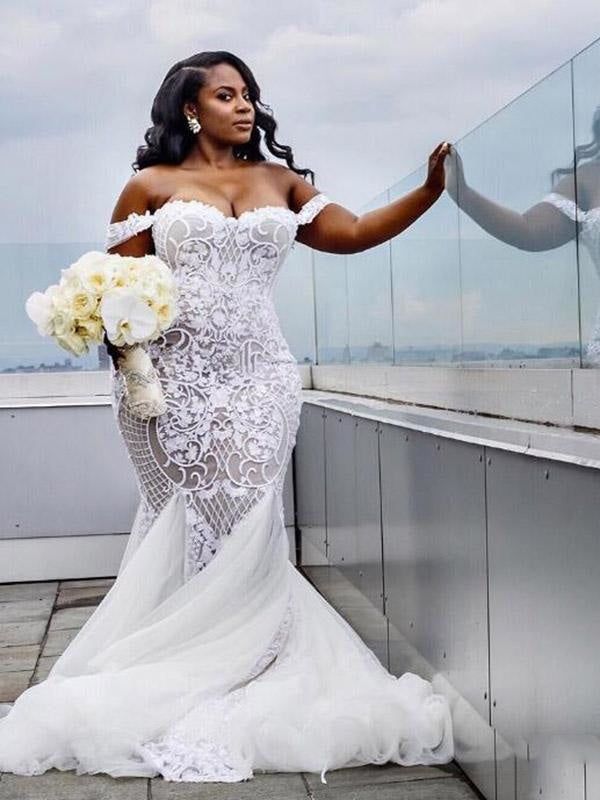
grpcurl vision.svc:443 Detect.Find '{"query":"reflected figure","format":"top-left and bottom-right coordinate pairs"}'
top-left (445, 107), bottom-right (600, 365)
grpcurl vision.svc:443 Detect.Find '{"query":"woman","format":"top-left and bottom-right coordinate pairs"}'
top-left (0, 50), bottom-right (453, 783)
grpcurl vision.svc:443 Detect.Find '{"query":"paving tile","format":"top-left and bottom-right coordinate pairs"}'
top-left (0, 598), bottom-right (54, 624)
top-left (31, 655), bottom-right (60, 685)
top-left (0, 620), bottom-right (47, 647)
top-left (59, 578), bottom-right (115, 589)
top-left (0, 671), bottom-right (31, 703)
top-left (42, 627), bottom-right (78, 657)
top-left (55, 586), bottom-right (111, 610)
top-left (303, 762), bottom-right (462, 790)
top-left (48, 606), bottom-right (97, 631)
top-left (151, 771), bottom-right (308, 799)
top-left (0, 582), bottom-right (58, 603)
top-left (0, 769), bottom-right (147, 799)
top-left (308, 775), bottom-right (478, 799)
top-left (0, 645), bottom-right (39, 673)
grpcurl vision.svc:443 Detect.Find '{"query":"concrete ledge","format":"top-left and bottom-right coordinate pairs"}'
top-left (0, 527), bottom-right (298, 583)
top-left (0, 533), bottom-right (128, 583)
top-left (302, 389), bottom-right (600, 469)
top-left (0, 363), bottom-right (313, 406)
top-left (311, 364), bottom-right (600, 431)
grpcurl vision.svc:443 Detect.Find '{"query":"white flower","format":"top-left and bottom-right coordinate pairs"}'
top-left (25, 291), bottom-right (54, 336)
top-left (49, 296), bottom-right (75, 336)
top-left (75, 315), bottom-right (103, 343)
top-left (71, 251), bottom-right (118, 295)
top-left (55, 330), bottom-right (88, 356)
top-left (100, 287), bottom-right (159, 347)
top-left (67, 287), bottom-right (98, 319)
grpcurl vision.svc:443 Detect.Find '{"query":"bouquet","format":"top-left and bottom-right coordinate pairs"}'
top-left (25, 251), bottom-right (178, 420)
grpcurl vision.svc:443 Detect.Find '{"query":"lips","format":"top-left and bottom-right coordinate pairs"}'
top-left (234, 121), bottom-right (252, 128)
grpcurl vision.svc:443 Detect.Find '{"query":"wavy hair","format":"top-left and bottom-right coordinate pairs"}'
top-left (133, 51), bottom-right (315, 184)
top-left (552, 105), bottom-right (600, 186)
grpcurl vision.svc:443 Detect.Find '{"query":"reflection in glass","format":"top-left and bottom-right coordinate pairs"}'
top-left (572, 40), bottom-right (600, 367)
top-left (446, 62), bottom-right (580, 367)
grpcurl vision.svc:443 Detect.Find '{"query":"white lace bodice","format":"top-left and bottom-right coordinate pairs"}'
top-left (542, 192), bottom-right (600, 275)
top-left (542, 192), bottom-right (600, 364)
top-left (105, 193), bottom-right (331, 374)
top-left (105, 192), bottom-right (332, 579)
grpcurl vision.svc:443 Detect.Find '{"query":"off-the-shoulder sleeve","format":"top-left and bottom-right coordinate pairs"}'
top-left (105, 209), bottom-right (155, 250)
top-left (540, 192), bottom-right (581, 222)
top-left (296, 193), bottom-right (332, 226)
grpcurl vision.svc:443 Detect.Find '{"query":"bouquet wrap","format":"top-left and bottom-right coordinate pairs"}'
top-left (116, 343), bottom-right (167, 420)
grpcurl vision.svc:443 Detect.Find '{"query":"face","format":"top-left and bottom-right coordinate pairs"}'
top-left (184, 62), bottom-right (255, 144)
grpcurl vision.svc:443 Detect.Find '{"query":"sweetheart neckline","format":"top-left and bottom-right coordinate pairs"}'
top-left (153, 198), bottom-right (298, 224)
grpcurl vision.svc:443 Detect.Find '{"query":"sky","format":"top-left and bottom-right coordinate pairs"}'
top-left (2, 0), bottom-right (600, 243)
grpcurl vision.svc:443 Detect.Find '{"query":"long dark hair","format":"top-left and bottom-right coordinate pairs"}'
top-left (133, 51), bottom-right (315, 184)
top-left (552, 105), bottom-right (600, 186)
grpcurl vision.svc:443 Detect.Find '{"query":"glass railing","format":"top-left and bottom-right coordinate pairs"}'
top-left (7, 34), bottom-right (600, 387)
top-left (314, 34), bottom-right (600, 368)
top-left (1, 242), bottom-right (107, 376)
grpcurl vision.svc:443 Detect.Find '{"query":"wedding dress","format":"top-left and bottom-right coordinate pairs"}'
top-left (0, 193), bottom-right (454, 783)
top-left (542, 191), bottom-right (600, 364)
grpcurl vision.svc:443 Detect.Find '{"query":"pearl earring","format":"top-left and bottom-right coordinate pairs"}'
top-left (186, 115), bottom-right (201, 134)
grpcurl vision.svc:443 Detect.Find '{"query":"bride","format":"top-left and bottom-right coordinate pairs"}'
top-left (0, 50), bottom-right (453, 783)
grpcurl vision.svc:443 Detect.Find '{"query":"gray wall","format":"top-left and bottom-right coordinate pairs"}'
top-left (295, 400), bottom-right (600, 800)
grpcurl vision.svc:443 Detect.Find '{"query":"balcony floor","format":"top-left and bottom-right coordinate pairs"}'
top-left (0, 576), bottom-right (479, 798)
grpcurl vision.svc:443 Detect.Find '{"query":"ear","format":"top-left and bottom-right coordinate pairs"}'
top-left (182, 103), bottom-right (196, 117)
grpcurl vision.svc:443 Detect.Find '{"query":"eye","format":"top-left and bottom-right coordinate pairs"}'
top-left (217, 92), bottom-right (251, 102)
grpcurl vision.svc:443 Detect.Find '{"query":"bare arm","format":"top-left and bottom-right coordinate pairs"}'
top-left (106, 172), bottom-right (155, 258)
top-left (445, 146), bottom-right (578, 251)
top-left (293, 142), bottom-right (451, 254)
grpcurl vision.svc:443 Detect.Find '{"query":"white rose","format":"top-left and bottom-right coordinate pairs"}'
top-left (65, 252), bottom-right (117, 295)
top-left (51, 299), bottom-right (75, 337)
top-left (75, 315), bottom-right (103, 343)
top-left (67, 287), bottom-right (98, 319)
top-left (55, 330), bottom-right (88, 356)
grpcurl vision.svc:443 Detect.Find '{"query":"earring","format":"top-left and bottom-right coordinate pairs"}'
top-left (186, 115), bottom-right (201, 134)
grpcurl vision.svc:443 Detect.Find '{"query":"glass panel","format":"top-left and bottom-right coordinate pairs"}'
top-left (455, 62), bottom-right (579, 366)
top-left (347, 189), bottom-right (393, 363)
top-left (389, 167), bottom-right (462, 364)
top-left (314, 250), bottom-right (349, 364)
top-left (572, 37), bottom-right (600, 367)
top-left (1, 242), bottom-right (105, 375)
top-left (273, 243), bottom-right (316, 365)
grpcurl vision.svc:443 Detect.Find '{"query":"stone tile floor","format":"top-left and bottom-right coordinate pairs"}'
top-left (0, 575), bottom-right (482, 799)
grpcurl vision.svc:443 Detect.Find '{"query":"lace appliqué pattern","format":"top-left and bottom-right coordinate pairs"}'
top-left (542, 192), bottom-right (600, 365)
top-left (106, 210), bottom-right (154, 250)
top-left (107, 195), bottom-right (331, 579)
top-left (137, 690), bottom-right (251, 782)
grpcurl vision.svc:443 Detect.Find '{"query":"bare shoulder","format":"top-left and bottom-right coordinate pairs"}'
top-left (109, 169), bottom-right (156, 224)
top-left (574, 160), bottom-right (600, 209)
top-left (262, 161), bottom-right (322, 212)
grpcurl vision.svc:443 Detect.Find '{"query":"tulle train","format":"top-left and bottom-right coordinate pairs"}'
top-left (0, 484), bottom-right (453, 782)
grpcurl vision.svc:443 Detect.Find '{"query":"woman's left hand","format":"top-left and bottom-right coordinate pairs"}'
top-left (423, 141), bottom-right (452, 197)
